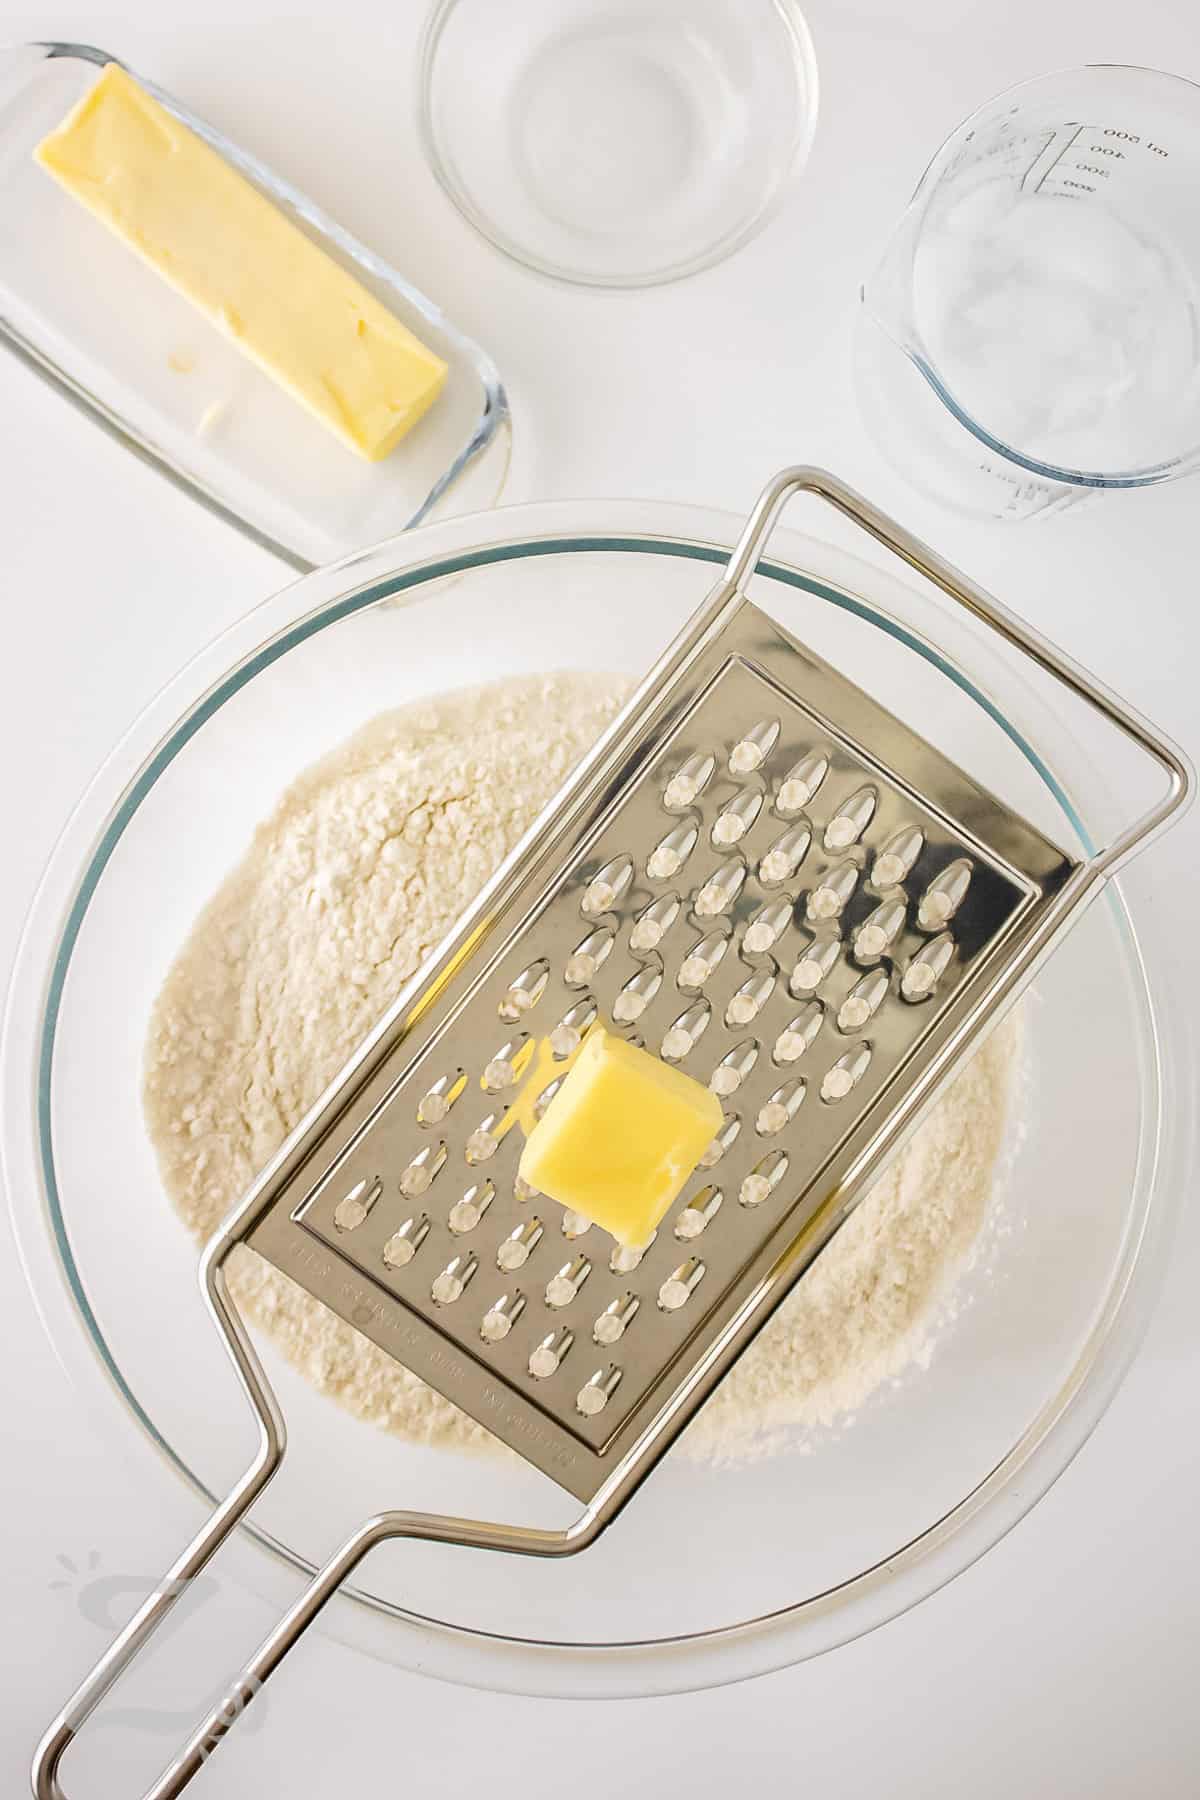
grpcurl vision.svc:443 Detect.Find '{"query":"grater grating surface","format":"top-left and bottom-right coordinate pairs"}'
top-left (38, 469), bottom-right (1189, 1800)
top-left (249, 607), bottom-right (1074, 1498)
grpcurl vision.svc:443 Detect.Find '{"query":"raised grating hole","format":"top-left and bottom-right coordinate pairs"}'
top-left (661, 1000), bottom-right (712, 1062)
top-left (449, 1181), bottom-right (495, 1234)
top-left (663, 751), bottom-right (715, 811)
top-left (593, 1293), bottom-right (639, 1345)
top-left (775, 750), bottom-right (828, 815)
top-left (529, 1328), bottom-right (573, 1379)
top-left (789, 933), bottom-right (841, 994)
top-left (432, 1253), bottom-right (477, 1306)
top-left (333, 1176), bottom-right (382, 1233)
top-left (581, 855), bottom-right (634, 917)
top-left (483, 1037), bottom-right (531, 1092)
top-left (725, 968), bottom-right (777, 1028)
top-left (546, 1256), bottom-right (591, 1309)
top-left (550, 1000), bottom-right (597, 1060)
top-left (464, 1114), bottom-right (504, 1164)
top-left (481, 1291), bottom-right (525, 1343)
top-left (647, 823), bottom-right (698, 881)
top-left (712, 789), bottom-right (763, 847)
top-left (852, 899), bottom-right (906, 965)
top-left (674, 1184), bottom-right (722, 1239)
top-left (497, 1218), bottom-right (543, 1271)
top-left (729, 719), bottom-right (780, 775)
top-left (918, 859), bottom-right (972, 930)
top-left (756, 1077), bottom-right (806, 1135)
top-left (773, 1001), bottom-right (824, 1064)
top-left (630, 893), bottom-right (681, 953)
top-left (694, 859), bottom-right (747, 918)
top-left (806, 861), bottom-right (858, 923)
top-left (613, 962), bottom-right (663, 1023)
top-left (677, 929), bottom-right (729, 990)
top-left (400, 1143), bottom-right (446, 1198)
top-left (739, 1150), bottom-right (788, 1207)
top-left (901, 931), bottom-right (955, 1000)
top-left (872, 825), bottom-right (923, 889)
top-left (743, 896), bottom-right (794, 955)
top-left (382, 1215), bottom-right (429, 1267)
top-left (709, 1038), bottom-right (759, 1097)
top-left (576, 1366), bottom-right (622, 1416)
top-left (498, 960), bottom-right (549, 1023)
top-left (417, 1072), bottom-right (466, 1126)
top-left (564, 927), bottom-right (614, 986)
top-left (821, 1043), bottom-right (872, 1102)
top-left (658, 1259), bottom-right (705, 1310)
top-left (838, 968), bottom-right (889, 1033)
top-left (823, 785), bottom-right (877, 851)
top-left (759, 824), bottom-right (812, 886)
top-left (610, 1233), bottom-right (654, 1274)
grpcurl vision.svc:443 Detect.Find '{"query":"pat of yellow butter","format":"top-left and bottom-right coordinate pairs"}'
top-left (35, 64), bottom-right (448, 460)
top-left (518, 1028), bottom-right (722, 1248)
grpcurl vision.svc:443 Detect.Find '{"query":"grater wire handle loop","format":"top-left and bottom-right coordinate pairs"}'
top-left (726, 467), bottom-right (1193, 880)
top-left (33, 1235), bottom-right (602, 1800)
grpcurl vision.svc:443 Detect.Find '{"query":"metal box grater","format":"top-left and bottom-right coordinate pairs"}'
top-left (37, 469), bottom-right (1190, 1800)
top-left (250, 617), bottom-right (1072, 1494)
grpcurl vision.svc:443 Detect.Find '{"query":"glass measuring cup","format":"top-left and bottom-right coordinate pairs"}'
top-left (857, 66), bottom-right (1200, 519)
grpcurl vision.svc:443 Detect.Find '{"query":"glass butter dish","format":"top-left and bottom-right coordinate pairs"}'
top-left (0, 42), bottom-right (511, 568)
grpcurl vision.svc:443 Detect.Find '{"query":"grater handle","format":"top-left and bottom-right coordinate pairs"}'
top-left (725, 467), bottom-right (1193, 877)
top-left (34, 1245), bottom-right (602, 1800)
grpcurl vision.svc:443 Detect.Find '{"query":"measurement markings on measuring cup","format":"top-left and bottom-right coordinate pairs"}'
top-left (1026, 124), bottom-right (1087, 194)
top-left (1031, 123), bottom-right (1171, 197)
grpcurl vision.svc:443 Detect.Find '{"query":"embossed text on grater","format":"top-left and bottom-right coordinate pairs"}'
top-left (248, 598), bottom-right (1075, 1500)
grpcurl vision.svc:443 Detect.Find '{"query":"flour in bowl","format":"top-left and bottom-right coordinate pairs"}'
top-left (144, 671), bottom-right (1019, 1465)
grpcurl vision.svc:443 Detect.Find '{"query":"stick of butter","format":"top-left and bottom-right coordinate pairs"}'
top-left (35, 63), bottom-right (448, 461)
top-left (518, 1028), bottom-right (722, 1248)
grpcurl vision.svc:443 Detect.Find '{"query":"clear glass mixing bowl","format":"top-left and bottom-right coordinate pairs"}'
top-left (3, 498), bottom-right (1188, 1697)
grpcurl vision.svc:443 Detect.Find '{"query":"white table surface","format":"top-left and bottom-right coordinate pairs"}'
top-left (3, 1), bottom-right (1198, 1794)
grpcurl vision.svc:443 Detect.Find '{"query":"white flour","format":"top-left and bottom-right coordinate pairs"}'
top-left (144, 672), bottom-right (1019, 1466)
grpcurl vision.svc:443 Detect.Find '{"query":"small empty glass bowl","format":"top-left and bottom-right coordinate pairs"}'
top-left (418, 0), bottom-right (819, 286)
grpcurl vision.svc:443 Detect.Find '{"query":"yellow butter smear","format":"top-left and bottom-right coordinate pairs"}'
top-left (500, 1025), bottom-right (722, 1248)
top-left (35, 63), bottom-right (447, 460)
top-left (489, 1031), bottom-right (590, 1143)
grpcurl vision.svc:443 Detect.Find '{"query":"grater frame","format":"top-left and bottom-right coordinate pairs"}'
top-left (35, 468), bottom-right (1191, 1800)
top-left (247, 595), bottom-right (1073, 1495)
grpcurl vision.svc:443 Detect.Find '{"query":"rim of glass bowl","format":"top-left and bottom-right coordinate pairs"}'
top-left (415, 0), bottom-right (821, 289)
top-left (3, 498), bottom-right (1185, 1699)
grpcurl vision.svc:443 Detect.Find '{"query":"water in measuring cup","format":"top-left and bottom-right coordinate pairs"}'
top-left (911, 172), bottom-right (1200, 476)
